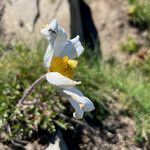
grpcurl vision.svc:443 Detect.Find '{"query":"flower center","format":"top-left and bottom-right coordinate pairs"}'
top-left (48, 56), bottom-right (78, 79)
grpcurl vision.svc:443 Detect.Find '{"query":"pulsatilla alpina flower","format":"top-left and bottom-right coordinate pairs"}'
top-left (41, 19), bottom-right (95, 119)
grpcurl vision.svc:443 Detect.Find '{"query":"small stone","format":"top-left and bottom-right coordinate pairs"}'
top-left (82, 135), bottom-right (90, 143)
top-left (82, 129), bottom-right (89, 135)
top-left (106, 132), bottom-right (114, 139)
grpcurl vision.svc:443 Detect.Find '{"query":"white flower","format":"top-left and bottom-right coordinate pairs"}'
top-left (41, 19), bottom-right (95, 119)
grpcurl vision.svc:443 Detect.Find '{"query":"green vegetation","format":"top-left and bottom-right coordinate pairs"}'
top-left (0, 43), bottom-right (150, 145)
top-left (120, 36), bottom-right (139, 53)
top-left (0, 43), bottom-right (107, 142)
top-left (128, 0), bottom-right (150, 29)
top-left (103, 62), bottom-right (150, 143)
top-left (0, 43), bottom-right (58, 141)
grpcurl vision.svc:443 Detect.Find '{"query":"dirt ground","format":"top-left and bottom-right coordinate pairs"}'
top-left (62, 99), bottom-right (141, 150)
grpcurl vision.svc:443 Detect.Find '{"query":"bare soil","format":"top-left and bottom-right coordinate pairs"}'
top-left (62, 99), bottom-right (141, 150)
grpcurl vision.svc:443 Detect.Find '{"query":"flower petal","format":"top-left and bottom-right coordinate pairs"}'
top-left (41, 19), bottom-right (58, 38)
top-left (46, 72), bottom-right (81, 88)
top-left (49, 19), bottom-right (59, 33)
top-left (67, 97), bottom-right (84, 119)
top-left (44, 44), bottom-right (54, 68)
top-left (56, 40), bottom-right (78, 58)
top-left (53, 26), bottom-right (68, 56)
top-left (54, 35), bottom-right (84, 59)
top-left (42, 20), bottom-right (59, 67)
top-left (73, 111), bottom-right (84, 119)
top-left (63, 88), bottom-right (95, 112)
top-left (70, 35), bottom-right (84, 56)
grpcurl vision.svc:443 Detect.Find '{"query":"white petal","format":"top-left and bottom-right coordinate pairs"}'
top-left (44, 44), bottom-right (54, 68)
top-left (46, 72), bottom-right (81, 88)
top-left (82, 97), bottom-right (95, 111)
top-left (73, 111), bottom-right (84, 119)
top-left (41, 25), bottom-right (49, 37)
top-left (55, 35), bottom-right (84, 59)
top-left (63, 88), bottom-right (95, 112)
top-left (42, 20), bottom-right (60, 68)
top-left (53, 26), bottom-right (68, 56)
top-left (70, 35), bottom-right (84, 56)
top-left (67, 97), bottom-right (84, 119)
top-left (57, 41), bottom-right (78, 58)
top-left (41, 19), bottom-right (58, 37)
top-left (49, 19), bottom-right (58, 33)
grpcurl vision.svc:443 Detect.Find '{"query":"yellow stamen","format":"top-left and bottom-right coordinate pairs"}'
top-left (68, 60), bottom-right (78, 69)
top-left (63, 56), bottom-right (69, 64)
top-left (79, 103), bottom-right (85, 109)
top-left (48, 56), bottom-right (78, 79)
top-left (41, 24), bottom-right (48, 29)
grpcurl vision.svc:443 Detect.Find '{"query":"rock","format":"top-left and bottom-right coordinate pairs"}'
top-left (84, 0), bottom-right (147, 61)
top-left (25, 141), bottom-right (46, 150)
top-left (82, 135), bottom-right (90, 143)
top-left (106, 132), bottom-right (114, 139)
top-left (0, 143), bottom-right (11, 150)
top-left (4, 0), bottom-right (39, 33)
top-left (1, 0), bottom-right (147, 61)
top-left (2, 0), bottom-right (70, 47)
top-left (0, 0), bottom-right (5, 39)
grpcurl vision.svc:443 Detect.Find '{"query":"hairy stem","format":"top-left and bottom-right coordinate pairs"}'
top-left (18, 74), bottom-right (46, 105)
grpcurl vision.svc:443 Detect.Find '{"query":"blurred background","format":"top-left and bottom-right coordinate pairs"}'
top-left (0, 0), bottom-right (150, 149)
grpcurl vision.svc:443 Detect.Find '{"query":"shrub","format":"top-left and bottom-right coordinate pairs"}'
top-left (120, 36), bottom-right (139, 53)
top-left (128, 0), bottom-right (150, 30)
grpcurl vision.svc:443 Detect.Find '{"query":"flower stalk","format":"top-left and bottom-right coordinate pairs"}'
top-left (18, 74), bottom-right (47, 105)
